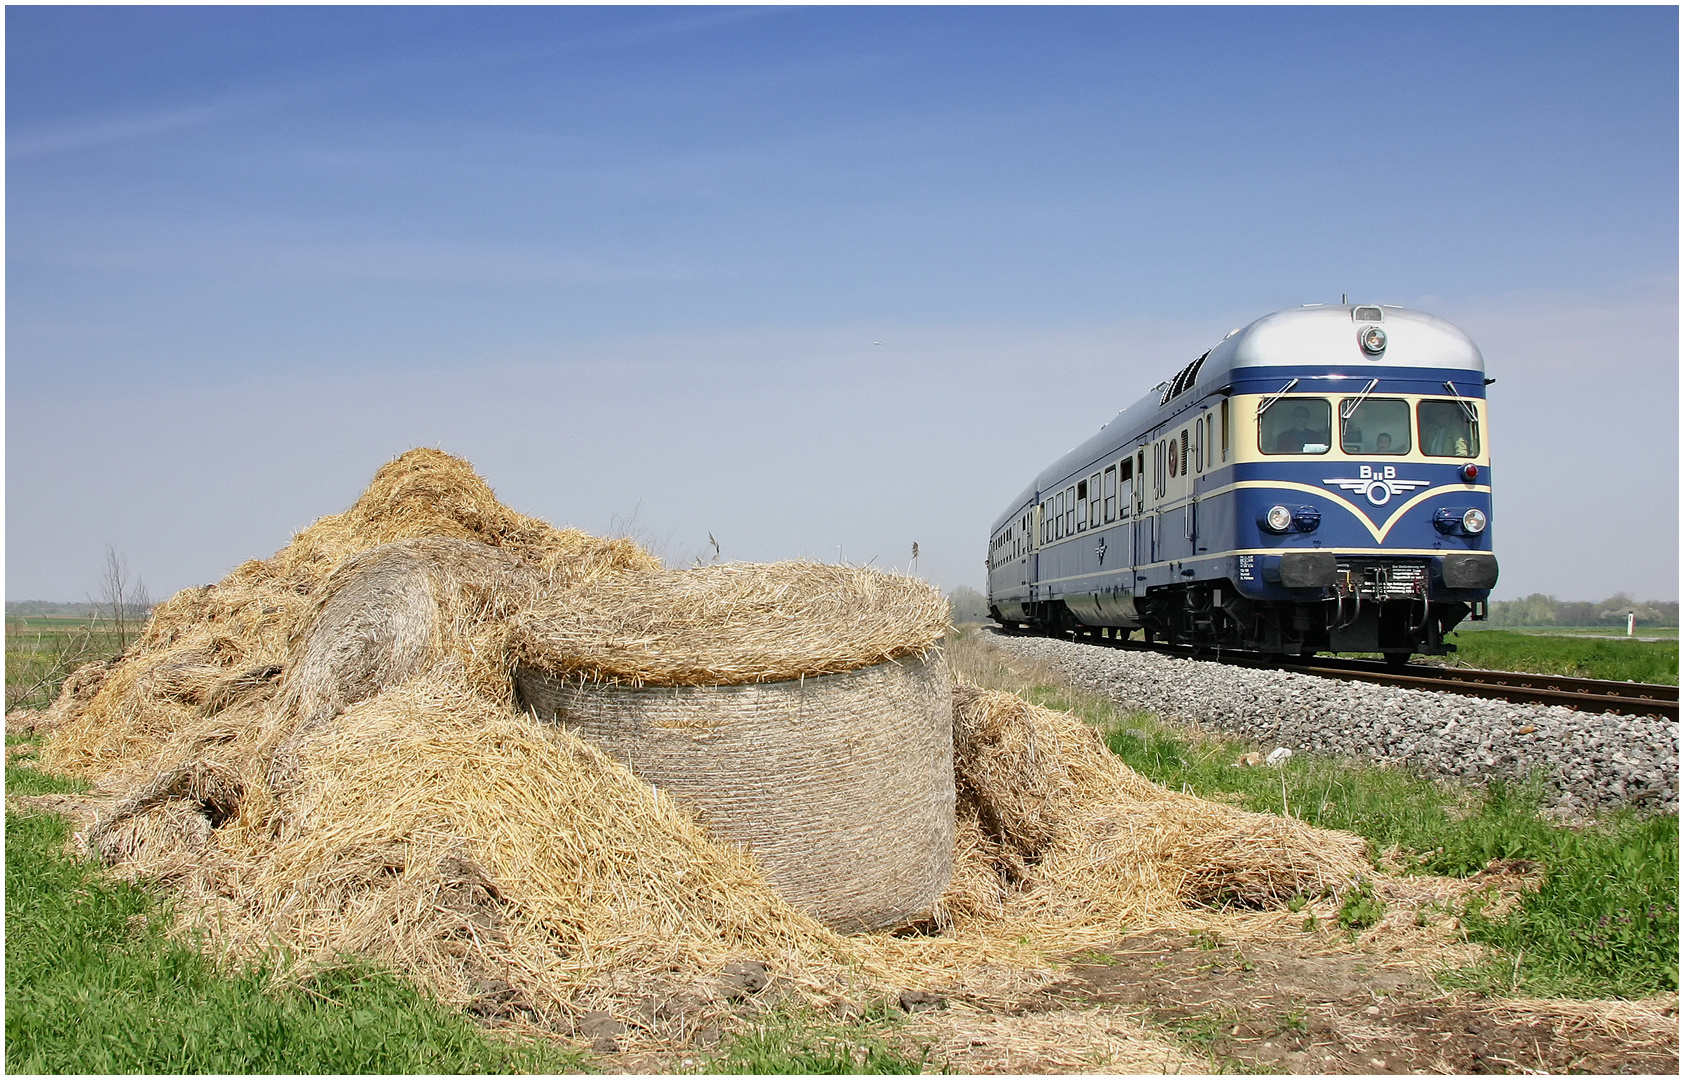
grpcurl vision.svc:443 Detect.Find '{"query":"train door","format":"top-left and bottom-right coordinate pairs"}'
top-left (1166, 425), bottom-right (1193, 561)
top-left (1131, 446), bottom-right (1147, 579)
top-left (1146, 441), bottom-right (1164, 566)
top-left (1025, 505), bottom-right (1040, 593)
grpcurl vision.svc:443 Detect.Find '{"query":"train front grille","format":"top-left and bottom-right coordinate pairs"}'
top-left (1335, 560), bottom-right (1428, 601)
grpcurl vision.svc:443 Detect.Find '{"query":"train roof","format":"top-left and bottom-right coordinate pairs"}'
top-left (991, 305), bottom-right (1486, 533)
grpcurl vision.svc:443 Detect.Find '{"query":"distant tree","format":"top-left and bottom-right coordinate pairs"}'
top-left (1486, 591), bottom-right (1678, 628)
top-left (947, 586), bottom-right (991, 625)
top-left (91, 546), bottom-right (152, 649)
top-left (1487, 593), bottom-right (1560, 626)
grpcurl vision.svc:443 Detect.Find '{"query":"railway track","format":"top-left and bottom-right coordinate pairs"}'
top-left (1003, 628), bottom-right (1679, 720)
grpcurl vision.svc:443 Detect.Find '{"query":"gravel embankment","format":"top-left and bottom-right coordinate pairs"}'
top-left (988, 632), bottom-right (1679, 815)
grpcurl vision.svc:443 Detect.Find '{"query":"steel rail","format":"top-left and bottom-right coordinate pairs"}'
top-left (996, 627), bottom-right (1678, 720)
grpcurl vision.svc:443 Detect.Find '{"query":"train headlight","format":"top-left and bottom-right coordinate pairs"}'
top-left (1262, 505), bottom-right (1294, 533)
top-left (1435, 507), bottom-right (1488, 536)
top-left (1359, 326), bottom-right (1388, 354)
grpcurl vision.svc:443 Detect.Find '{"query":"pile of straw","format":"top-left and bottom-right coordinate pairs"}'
top-left (939, 686), bottom-right (1370, 932)
top-left (511, 561), bottom-right (950, 686)
top-left (42, 448), bottom-right (655, 783)
top-left (26, 447), bottom-right (1385, 1052)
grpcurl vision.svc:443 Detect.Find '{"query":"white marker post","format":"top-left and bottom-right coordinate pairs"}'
top-left (1628, 611), bottom-right (1637, 637)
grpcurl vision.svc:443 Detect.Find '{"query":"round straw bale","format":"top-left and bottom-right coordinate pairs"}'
top-left (281, 537), bottom-right (539, 737)
top-left (515, 653), bottom-right (955, 933)
top-left (511, 561), bottom-right (951, 687)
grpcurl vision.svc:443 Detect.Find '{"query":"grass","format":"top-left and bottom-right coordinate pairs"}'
top-left (4, 746), bottom-right (587, 1074)
top-left (1441, 629), bottom-right (1678, 685)
top-left (701, 1005), bottom-right (927, 1075)
top-left (1451, 812), bottom-right (1678, 999)
top-left (1464, 624), bottom-right (1679, 641)
top-left (946, 628), bottom-right (1681, 999)
top-left (5, 613), bottom-right (129, 711)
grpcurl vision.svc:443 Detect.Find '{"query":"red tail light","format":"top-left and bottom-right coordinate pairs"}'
top-left (1461, 463), bottom-right (1479, 482)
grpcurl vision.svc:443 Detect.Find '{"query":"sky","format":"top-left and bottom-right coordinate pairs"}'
top-left (6, 4), bottom-right (1678, 605)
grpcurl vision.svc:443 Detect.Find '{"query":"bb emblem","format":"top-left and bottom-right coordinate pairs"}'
top-left (1323, 465), bottom-right (1431, 507)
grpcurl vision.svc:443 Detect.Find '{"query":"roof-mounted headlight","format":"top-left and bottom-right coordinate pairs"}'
top-left (1359, 326), bottom-right (1387, 354)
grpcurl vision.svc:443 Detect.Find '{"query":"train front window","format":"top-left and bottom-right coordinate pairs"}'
top-left (1258, 398), bottom-right (1331, 455)
top-left (1339, 397), bottom-right (1411, 455)
top-left (1418, 400), bottom-right (1480, 458)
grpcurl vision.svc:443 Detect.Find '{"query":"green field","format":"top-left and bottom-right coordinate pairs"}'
top-left (1442, 628), bottom-right (1679, 685)
top-left (5, 615), bottom-right (131, 711)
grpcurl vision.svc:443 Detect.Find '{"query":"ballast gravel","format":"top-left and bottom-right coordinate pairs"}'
top-left (987, 632), bottom-right (1679, 815)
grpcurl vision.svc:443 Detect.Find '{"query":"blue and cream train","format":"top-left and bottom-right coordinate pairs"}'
top-left (985, 304), bottom-right (1497, 664)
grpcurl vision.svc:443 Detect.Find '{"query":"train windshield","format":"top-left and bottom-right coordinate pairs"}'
top-left (1419, 399), bottom-right (1481, 458)
top-left (1339, 398), bottom-right (1411, 455)
top-left (1259, 398), bottom-right (1331, 455)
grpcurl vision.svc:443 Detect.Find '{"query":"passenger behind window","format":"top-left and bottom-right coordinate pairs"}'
top-left (1419, 399), bottom-right (1478, 458)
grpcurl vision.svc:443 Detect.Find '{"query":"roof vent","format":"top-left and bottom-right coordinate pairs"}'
top-left (1159, 351), bottom-right (1210, 406)
top-left (1353, 305), bottom-right (1383, 322)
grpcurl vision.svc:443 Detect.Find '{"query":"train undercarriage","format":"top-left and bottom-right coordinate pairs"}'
top-left (993, 575), bottom-right (1482, 667)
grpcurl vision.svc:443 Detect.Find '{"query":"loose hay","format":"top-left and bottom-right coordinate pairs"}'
top-left (511, 561), bottom-right (951, 686)
top-left (32, 446), bottom-right (1393, 1055)
top-left (941, 687), bottom-right (1370, 933)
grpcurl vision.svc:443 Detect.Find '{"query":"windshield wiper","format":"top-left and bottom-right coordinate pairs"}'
top-left (1443, 380), bottom-right (1480, 422)
top-left (1254, 377), bottom-right (1300, 418)
top-left (1340, 378), bottom-right (1380, 420)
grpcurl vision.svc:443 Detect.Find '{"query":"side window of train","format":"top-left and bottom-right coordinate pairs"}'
top-left (1340, 397), bottom-right (1411, 455)
top-left (1418, 399), bottom-right (1480, 458)
top-left (1088, 473), bottom-right (1101, 524)
top-left (1137, 450), bottom-right (1147, 504)
top-left (1054, 492), bottom-right (1064, 539)
top-left (1119, 457), bottom-right (1133, 518)
top-left (1076, 480), bottom-right (1088, 531)
top-left (1065, 485), bottom-right (1076, 534)
top-left (1258, 397), bottom-right (1332, 455)
top-left (1103, 466), bottom-right (1116, 522)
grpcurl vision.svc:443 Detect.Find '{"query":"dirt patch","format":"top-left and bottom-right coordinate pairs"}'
top-left (1046, 929), bottom-right (1678, 1074)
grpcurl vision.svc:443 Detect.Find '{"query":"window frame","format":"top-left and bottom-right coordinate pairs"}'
top-left (1258, 396), bottom-right (1334, 456)
top-left (1417, 398), bottom-right (1482, 459)
top-left (1338, 395), bottom-right (1412, 456)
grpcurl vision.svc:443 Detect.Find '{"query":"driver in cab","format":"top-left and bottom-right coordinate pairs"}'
top-left (1275, 404), bottom-right (1330, 454)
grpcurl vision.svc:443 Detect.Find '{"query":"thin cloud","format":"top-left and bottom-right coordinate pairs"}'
top-left (8, 99), bottom-right (252, 160)
top-left (10, 229), bottom-right (704, 287)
